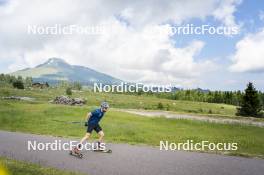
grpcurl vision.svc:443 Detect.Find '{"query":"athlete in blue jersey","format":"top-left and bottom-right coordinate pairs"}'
top-left (74, 102), bottom-right (109, 152)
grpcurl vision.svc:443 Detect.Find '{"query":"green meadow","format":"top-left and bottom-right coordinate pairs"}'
top-left (0, 157), bottom-right (83, 175)
top-left (0, 87), bottom-right (237, 116)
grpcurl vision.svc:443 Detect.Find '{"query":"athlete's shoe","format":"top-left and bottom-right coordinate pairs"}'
top-left (97, 141), bottom-right (104, 150)
top-left (73, 146), bottom-right (81, 154)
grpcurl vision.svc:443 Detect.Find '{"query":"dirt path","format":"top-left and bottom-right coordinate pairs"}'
top-left (119, 109), bottom-right (264, 127)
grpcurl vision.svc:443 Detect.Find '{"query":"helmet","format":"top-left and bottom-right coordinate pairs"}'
top-left (101, 102), bottom-right (109, 108)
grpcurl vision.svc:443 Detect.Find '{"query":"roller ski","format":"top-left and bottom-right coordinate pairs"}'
top-left (93, 142), bottom-right (112, 153)
top-left (93, 148), bottom-right (112, 153)
top-left (69, 146), bottom-right (83, 158)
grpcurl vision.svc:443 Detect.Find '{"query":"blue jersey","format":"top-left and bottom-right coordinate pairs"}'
top-left (88, 108), bottom-right (105, 125)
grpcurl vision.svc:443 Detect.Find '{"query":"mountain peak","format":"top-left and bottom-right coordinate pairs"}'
top-left (37, 57), bottom-right (69, 68)
top-left (12, 57), bottom-right (122, 85)
top-left (46, 57), bottom-right (67, 64)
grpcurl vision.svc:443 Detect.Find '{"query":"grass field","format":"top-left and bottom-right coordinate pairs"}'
top-left (0, 87), bottom-right (237, 117)
top-left (0, 96), bottom-right (263, 158)
top-left (0, 157), bottom-right (83, 175)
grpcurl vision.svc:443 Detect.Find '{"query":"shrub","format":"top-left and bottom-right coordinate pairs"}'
top-left (12, 80), bottom-right (24, 89)
top-left (157, 102), bottom-right (164, 110)
top-left (66, 87), bottom-right (72, 96)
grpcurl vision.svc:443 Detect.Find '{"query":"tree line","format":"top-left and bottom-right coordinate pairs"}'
top-left (124, 83), bottom-right (264, 117)
top-left (0, 74), bottom-right (33, 89)
top-left (126, 87), bottom-right (264, 108)
top-left (153, 90), bottom-right (245, 106)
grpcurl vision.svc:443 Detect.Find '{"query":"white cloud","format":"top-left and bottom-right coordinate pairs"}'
top-left (213, 0), bottom-right (242, 28)
top-left (229, 29), bottom-right (264, 72)
top-left (0, 0), bottom-right (240, 87)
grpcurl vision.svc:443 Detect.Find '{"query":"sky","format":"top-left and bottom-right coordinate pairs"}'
top-left (0, 0), bottom-right (264, 91)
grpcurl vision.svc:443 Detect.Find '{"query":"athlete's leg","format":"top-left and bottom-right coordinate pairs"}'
top-left (94, 124), bottom-right (104, 149)
top-left (79, 133), bottom-right (91, 145)
top-left (95, 124), bottom-right (104, 143)
top-left (74, 133), bottom-right (91, 152)
top-left (98, 130), bottom-right (104, 143)
top-left (77, 124), bottom-right (94, 149)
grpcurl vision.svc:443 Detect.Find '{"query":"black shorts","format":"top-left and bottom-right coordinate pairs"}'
top-left (87, 124), bottom-right (102, 133)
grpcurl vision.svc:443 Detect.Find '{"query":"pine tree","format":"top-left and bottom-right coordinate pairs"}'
top-left (237, 82), bottom-right (262, 117)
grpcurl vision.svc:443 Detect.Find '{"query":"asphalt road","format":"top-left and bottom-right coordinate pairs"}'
top-left (0, 130), bottom-right (263, 175)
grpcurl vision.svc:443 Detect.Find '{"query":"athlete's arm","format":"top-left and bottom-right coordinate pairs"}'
top-left (86, 112), bottom-right (92, 120)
